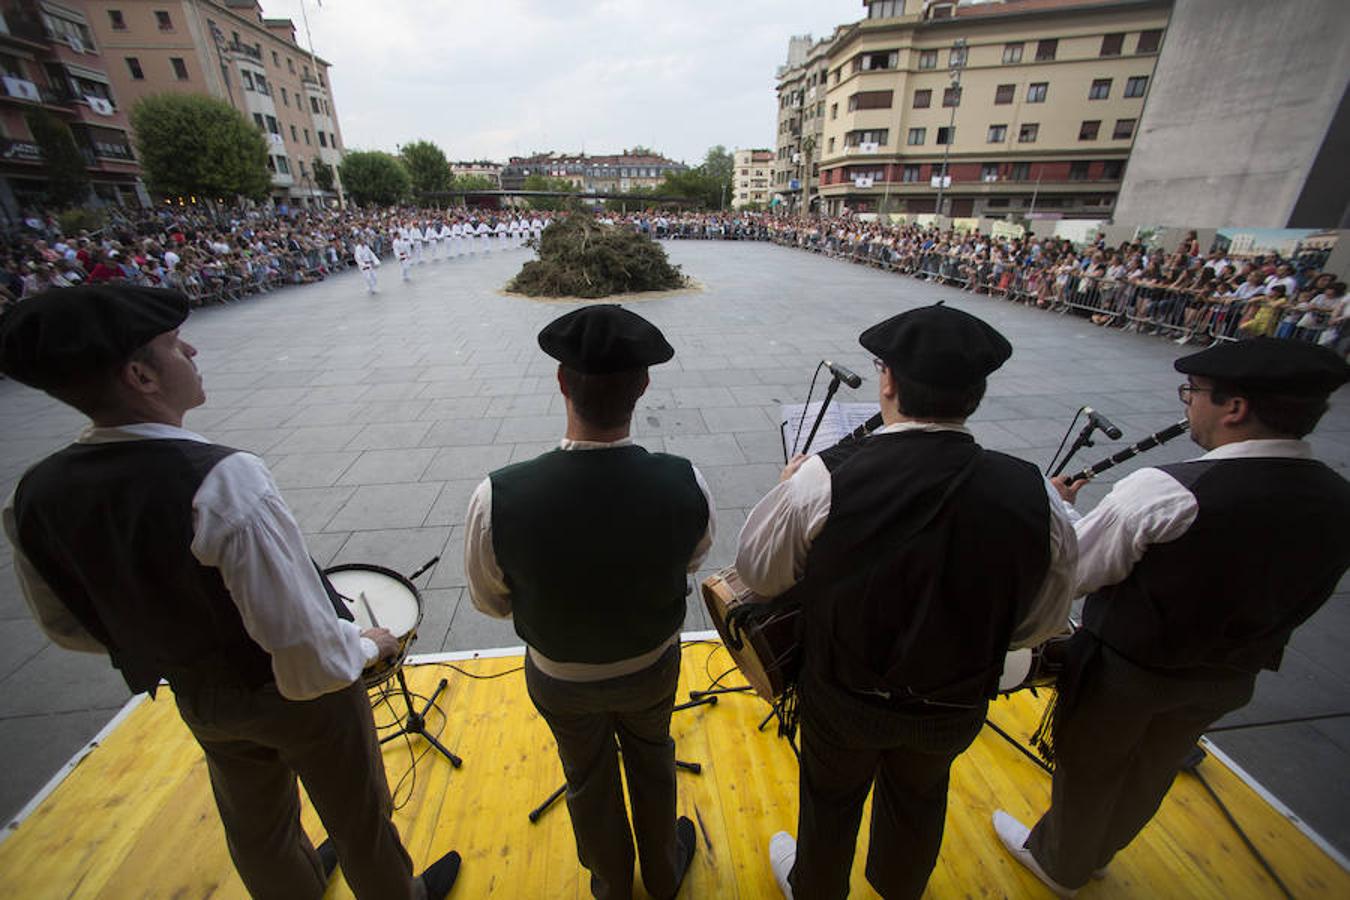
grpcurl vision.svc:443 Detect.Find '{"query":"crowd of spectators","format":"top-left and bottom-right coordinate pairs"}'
top-left (3, 204), bottom-right (1345, 359)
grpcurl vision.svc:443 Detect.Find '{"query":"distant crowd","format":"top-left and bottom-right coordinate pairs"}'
top-left (3, 205), bottom-right (1344, 357)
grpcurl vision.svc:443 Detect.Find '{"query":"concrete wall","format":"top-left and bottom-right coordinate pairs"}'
top-left (1113, 0), bottom-right (1350, 229)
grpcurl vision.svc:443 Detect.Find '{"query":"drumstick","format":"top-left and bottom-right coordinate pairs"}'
top-left (358, 591), bottom-right (382, 629)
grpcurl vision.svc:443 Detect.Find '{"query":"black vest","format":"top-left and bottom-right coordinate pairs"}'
top-left (803, 430), bottom-right (1051, 705)
top-left (13, 439), bottom-right (350, 695)
top-left (1085, 457), bottom-right (1350, 674)
top-left (490, 446), bottom-right (708, 664)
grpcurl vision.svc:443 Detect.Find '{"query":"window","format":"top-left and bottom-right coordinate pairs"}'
top-left (1070, 161), bottom-right (1090, 180)
top-left (830, 102), bottom-right (838, 120)
top-left (155, 10), bottom-right (172, 30)
top-left (942, 86), bottom-right (961, 107)
top-left (272, 51), bottom-right (279, 66)
top-left (982, 163), bottom-right (1000, 181)
top-left (290, 124), bottom-right (298, 141)
top-left (1102, 160), bottom-right (1123, 179)
top-left (266, 156), bottom-right (275, 173)
top-left (310, 96), bottom-right (320, 114)
top-left (1101, 33), bottom-right (1124, 56)
top-left (108, 10), bottom-right (126, 30)
top-left (170, 57), bottom-right (188, 80)
top-left (902, 164), bottom-right (921, 182)
top-left (1018, 123), bottom-right (1039, 143)
top-left (1003, 43), bottom-right (1023, 64)
top-left (287, 57), bottom-right (295, 74)
top-left (949, 45), bottom-right (967, 68)
top-left (318, 131), bottom-right (328, 148)
top-left (936, 126), bottom-right (955, 145)
top-left (845, 129), bottom-right (889, 147)
top-left (987, 198), bottom-right (1010, 208)
top-left (1011, 162), bottom-right (1030, 181)
top-left (125, 57), bottom-right (143, 80)
top-left (275, 156), bottom-right (290, 175)
top-left (1137, 30), bottom-right (1162, 53)
top-left (987, 124), bottom-right (1007, 143)
top-left (303, 128), bottom-right (311, 145)
top-left (907, 127), bottom-right (926, 145)
top-left (994, 83), bottom-right (1015, 104)
top-left (240, 70), bottom-right (254, 90)
top-left (264, 115), bottom-right (279, 134)
top-left (1079, 120), bottom-right (1101, 140)
top-left (848, 90), bottom-right (894, 111)
top-left (254, 74), bottom-right (270, 96)
top-left (913, 89), bottom-right (931, 108)
top-left (918, 49), bottom-right (938, 70)
top-left (1036, 39), bottom-right (1057, 61)
top-left (1027, 82), bottom-right (1047, 102)
top-left (1113, 118), bottom-right (1136, 139)
top-left (252, 112), bottom-right (264, 129)
top-left (299, 159), bottom-right (307, 178)
top-left (1124, 75), bottom-right (1148, 98)
top-left (280, 87), bottom-right (288, 106)
top-left (856, 50), bottom-right (899, 71)
top-left (827, 136), bottom-right (835, 153)
top-left (1089, 78), bottom-right (1111, 100)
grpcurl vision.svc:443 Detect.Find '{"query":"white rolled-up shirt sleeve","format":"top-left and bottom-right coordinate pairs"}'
top-left (464, 477), bottom-right (512, 619)
top-left (736, 455), bottom-right (832, 597)
top-left (1072, 467), bottom-right (1198, 597)
top-left (192, 453), bottom-right (376, 701)
top-left (1009, 478), bottom-right (1080, 648)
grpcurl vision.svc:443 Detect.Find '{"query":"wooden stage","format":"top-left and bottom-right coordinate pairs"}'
top-left (1, 640), bottom-right (1346, 899)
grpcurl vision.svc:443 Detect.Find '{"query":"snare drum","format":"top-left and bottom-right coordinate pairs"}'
top-left (998, 625), bottom-right (1078, 694)
top-left (325, 563), bottom-right (423, 688)
top-left (701, 568), bottom-right (801, 702)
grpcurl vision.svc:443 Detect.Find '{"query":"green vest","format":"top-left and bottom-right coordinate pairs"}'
top-left (490, 445), bottom-right (708, 663)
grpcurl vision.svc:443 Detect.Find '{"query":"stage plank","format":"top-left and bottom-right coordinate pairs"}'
top-left (0, 645), bottom-right (1345, 899)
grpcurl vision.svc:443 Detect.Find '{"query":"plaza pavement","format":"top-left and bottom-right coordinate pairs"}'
top-left (1, 240), bottom-right (1347, 858)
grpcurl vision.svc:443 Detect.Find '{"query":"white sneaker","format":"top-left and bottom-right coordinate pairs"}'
top-left (992, 810), bottom-right (1077, 898)
top-left (768, 831), bottom-right (796, 899)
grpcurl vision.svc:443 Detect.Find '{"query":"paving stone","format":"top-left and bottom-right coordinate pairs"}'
top-left (337, 448), bottom-right (438, 485)
top-left (326, 482), bottom-right (444, 532)
top-left (269, 425), bottom-right (365, 456)
top-left (331, 527), bottom-right (452, 581)
top-left (420, 419), bottom-right (503, 448)
top-left (280, 485), bottom-right (358, 533)
top-left (269, 451), bottom-right (359, 489)
top-left (422, 444), bottom-right (515, 482)
top-left (664, 434), bottom-right (750, 467)
top-left (345, 422), bottom-right (435, 451)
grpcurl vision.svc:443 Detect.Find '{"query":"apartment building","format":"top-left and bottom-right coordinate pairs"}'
top-left (501, 151), bottom-right (686, 194)
top-left (0, 1), bottom-right (143, 220)
top-left (450, 160), bottom-right (501, 186)
top-left (815, 0), bottom-right (1171, 219)
top-left (83, 0), bottom-right (345, 205)
top-left (733, 147), bottom-right (773, 209)
top-left (773, 33), bottom-right (833, 212)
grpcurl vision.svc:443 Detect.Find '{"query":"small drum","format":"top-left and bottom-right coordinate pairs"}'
top-left (325, 563), bottom-right (423, 688)
top-left (701, 567), bottom-right (801, 702)
top-left (998, 625), bottom-right (1078, 694)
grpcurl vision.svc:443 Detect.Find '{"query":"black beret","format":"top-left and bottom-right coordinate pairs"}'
top-left (538, 304), bottom-right (674, 374)
top-left (0, 285), bottom-right (188, 390)
top-left (859, 303), bottom-right (1012, 387)
top-left (1175, 337), bottom-right (1349, 395)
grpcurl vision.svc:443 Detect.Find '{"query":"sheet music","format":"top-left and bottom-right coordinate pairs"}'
top-left (781, 402), bottom-right (880, 456)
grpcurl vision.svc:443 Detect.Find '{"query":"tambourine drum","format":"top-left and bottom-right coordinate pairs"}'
top-left (998, 625), bottom-right (1078, 694)
top-left (701, 568), bottom-right (800, 702)
top-left (325, 563), bottom-right (423, 688)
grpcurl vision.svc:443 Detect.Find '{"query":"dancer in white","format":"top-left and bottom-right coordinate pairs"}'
top-left (409, 223), bottom-right (426, 265)
top-left (494, 216), bottom-right (509, 249)
top-left (476, 219), bottom-right (492, 253)
top-left (392, 231), bottom-right (413, 281)
top-left (353, 240), bottom-right (380, 294)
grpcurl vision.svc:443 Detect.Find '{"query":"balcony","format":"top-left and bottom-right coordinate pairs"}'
top-left (0, 138), bottom-right (42, 163)
top-left (0, 15), bottom-right (49, 48)
top-left (228, 40), bottom-right (262, 61)
top-left (2, 77), bottom-right (74, 108)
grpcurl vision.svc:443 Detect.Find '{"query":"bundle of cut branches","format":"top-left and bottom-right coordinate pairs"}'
top-left (507, 214), bottom-right (686, 299)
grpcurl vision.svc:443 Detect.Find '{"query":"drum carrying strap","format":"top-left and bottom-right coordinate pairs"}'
top-left (828, 448), bottom-right (987, 706)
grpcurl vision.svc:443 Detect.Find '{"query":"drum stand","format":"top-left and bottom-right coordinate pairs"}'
top-left (377, 667), bottom-right (463, 768)
top-left (526, 694), bottom-right (714, 823)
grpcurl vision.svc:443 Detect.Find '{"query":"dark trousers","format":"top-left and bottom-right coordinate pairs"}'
top-left (525, 644), bottom-right (682, 900)
top-left (1027, 642), bottom-right (1255, 888)
top-left (791, 670), bottom-right (987, 900)
top-left (175, 680), bottom-right (419, 900)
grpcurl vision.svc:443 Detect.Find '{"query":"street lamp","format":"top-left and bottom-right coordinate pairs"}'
top-left (935, 38), bottom-right (966, 219)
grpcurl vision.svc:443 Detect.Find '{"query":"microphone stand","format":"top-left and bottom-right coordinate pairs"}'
top-left (798, 372), bottom-right (846, 456)
top-left (1050, 419), bottom-right (1098, 478)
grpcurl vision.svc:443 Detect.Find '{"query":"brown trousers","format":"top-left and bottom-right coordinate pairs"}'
top-left (174, 679), bottom-right (420, 900)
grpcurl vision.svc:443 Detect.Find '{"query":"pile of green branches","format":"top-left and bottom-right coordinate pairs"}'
top-left (507, 214), bottom-right (686, 299)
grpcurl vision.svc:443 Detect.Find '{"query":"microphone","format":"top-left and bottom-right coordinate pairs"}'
top-left (1084, 407), bottom-right (1123, 440)
top-left (823, 360), bottom-right (862, 389)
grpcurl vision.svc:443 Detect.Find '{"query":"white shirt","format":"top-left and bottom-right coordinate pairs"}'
top-left (3, 424), bottom-right (377, 701)
top-left (735, 421), bottom-right (1078, 649)
top-left (464, 437), bottom-right (716, 681)
top-left (353, 244), bottom-right (379, 270)
top-left (1071, 438), bottom-right (1312, 596)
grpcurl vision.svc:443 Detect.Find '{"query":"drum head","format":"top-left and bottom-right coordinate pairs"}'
top-left (325, 564), bottom-right (422, 638)
top-left (998, 648), bottom-right (1032, 693)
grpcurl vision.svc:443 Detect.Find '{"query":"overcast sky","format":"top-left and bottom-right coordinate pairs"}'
top-left (258, 0), bottom-right (864, 165)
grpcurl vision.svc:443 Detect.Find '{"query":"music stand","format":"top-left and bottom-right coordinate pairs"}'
top-left (526, 693), bottom-right (714, 823)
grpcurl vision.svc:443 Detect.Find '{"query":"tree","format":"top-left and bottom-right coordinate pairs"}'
top-left (399, 139), bottom-right (450, 201)
top-left (627, 145), bottom-right (659, 157)
top-left (129, 93), bottom-right (271, 200)
top-left (312, 157), bottom-right (334, 192)
top-left (339, 150), bottom-right (410, 206)
top-left (702, 144), bottom-right (735, 210)
top-left (655, 168), bottom-right (723, 209)
top-left (447, 173), bottom-right (497, 193)
top-left (24, 109), bottom-right (90, 207)
top-left (522, 174), bottom-right (578, 211)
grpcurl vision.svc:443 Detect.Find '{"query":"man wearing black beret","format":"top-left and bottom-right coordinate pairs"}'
top-left (464, 304), bottom-right (713, 899)
top-left (0, 286), bottom-right (461, 900)
top-left (995, 338), bottom-right (1350, 897)
top-left (736, 303), bottom-right (1077, 899)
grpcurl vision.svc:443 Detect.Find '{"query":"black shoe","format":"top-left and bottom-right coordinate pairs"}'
top-left (418, 849), bottom-right (462, 900)
top-left (316, 838), bottom-right (339, 881)
top-left (667, 816), bottom-right (696, 897)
